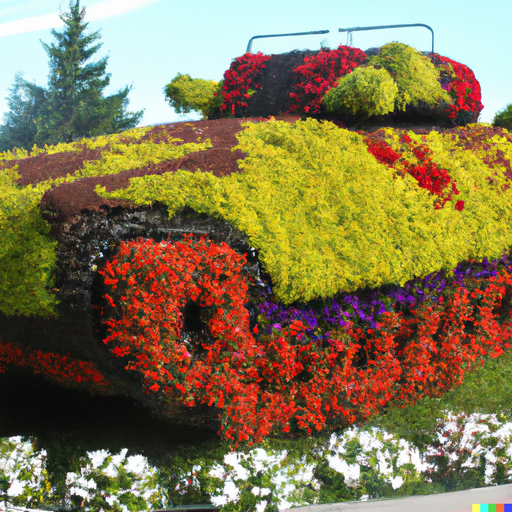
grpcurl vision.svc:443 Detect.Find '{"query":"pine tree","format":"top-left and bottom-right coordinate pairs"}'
top-left (0, 0), bottom-right (143, 150)
top-left (0, 73), bottom-right (46, 152)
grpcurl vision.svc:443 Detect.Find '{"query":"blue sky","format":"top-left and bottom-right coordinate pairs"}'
top-left (0, 0), bottom-right (510, 126)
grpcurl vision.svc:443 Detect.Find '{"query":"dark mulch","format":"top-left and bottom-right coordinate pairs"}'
top-left (13, 147), bottom-right (104, 187)
top-left (30, 117), bottom-right (299, 220)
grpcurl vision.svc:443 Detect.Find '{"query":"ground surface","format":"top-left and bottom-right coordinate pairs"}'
top-left (282, 483), bottom-right (512, 512)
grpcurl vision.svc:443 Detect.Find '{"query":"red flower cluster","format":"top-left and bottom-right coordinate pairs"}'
top-left (364, 138), bottom-right (401, 166)
top-left (284, 268), bottom-right (512, 433)
top-left (0, 341), bottom-right (109, 391)
top-left (221, 52), bottom-right (271, 117)
top-left (430, 53), bottom-right (483, 121)
top-left (287, 46), bottom-right (367, 114)
top-left (391, 271), bottom-right (512, 405)
top-left (99, 235), bottom-right (512, 447)
top-left (364, 132), bottom-right (463, 211)
top-left (100, 235), bottom-right (267, 443)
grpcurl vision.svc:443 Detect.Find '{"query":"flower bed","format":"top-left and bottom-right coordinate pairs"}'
top-left (429, 52), bottom-right (483, 123)
top-left (0, 110), bottom-right (510, 450)
top-left (218, 44), bottom-right (483, 125)
top-left (100, 231), bottom-right (512, 446)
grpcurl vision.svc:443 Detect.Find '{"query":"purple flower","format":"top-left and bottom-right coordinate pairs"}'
top-left (255, 251), bottom-right (512, 340)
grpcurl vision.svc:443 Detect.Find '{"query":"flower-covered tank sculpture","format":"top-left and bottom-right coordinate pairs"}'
top-left (2, 43), bottom-right (511, 448)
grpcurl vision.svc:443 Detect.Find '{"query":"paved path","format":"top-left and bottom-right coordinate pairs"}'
top-left (281, 483), bottom-right (512, 512)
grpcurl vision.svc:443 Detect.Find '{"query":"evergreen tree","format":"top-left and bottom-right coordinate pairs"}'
top-left (0, 0), bottom-right (143, 151)
top-left (0, 73), bottom-right (47, 152)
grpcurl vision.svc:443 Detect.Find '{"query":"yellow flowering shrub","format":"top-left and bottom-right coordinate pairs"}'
top-left (0, 127), bottom-right (152, 166)
top-left (369, 42), bottom-right (451, 111)
top-left (323, 66), bottom-right (398, 118)
top-left (164, 73), bottom-right (220, 119)
top-left (0, 168), bottom-right (57, 316)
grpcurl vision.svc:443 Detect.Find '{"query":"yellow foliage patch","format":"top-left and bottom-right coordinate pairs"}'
top-left (0, 127), bottom-right (210, 316)
top-left (97, 119), bottom-right (512, 304)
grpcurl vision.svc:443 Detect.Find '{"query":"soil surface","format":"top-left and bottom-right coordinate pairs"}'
top-left (12, 116), bottom-right (298, 220)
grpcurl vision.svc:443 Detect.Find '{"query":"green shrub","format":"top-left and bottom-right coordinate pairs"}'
top-left (164, 73), bottom-right (219, 119)
top-left (322, 65), bottom-right (398, 118)
top-left (369, 42), bottom-right (451, 111)
top-left (493, 103), bottom-right (512, 130)
top-left (0, 169), bottom-right (57, 316)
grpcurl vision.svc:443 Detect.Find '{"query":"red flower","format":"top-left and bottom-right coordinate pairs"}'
top-left (429, 53), bottom-right (483, 122)
top-left (220, 52), bottom-right (271, 116)
top-left (287, 45), bottom-right (367, 115)
top-left (364, 133), bottom-right (462, 211)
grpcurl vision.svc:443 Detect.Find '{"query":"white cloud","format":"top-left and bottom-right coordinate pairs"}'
top-left (0, 0), bottom-right (160, 38)
top-left (0, 12), bottom-right (63, 37)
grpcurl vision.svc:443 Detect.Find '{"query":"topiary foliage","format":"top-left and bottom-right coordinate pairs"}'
top-left (218, 46), bottom-right (366, 119)
top-left (368, 42), bottom-right (451, 111)
top-left (0, 168), bottom-right (57, 317)
top-left (493, 103), bottom-right (512, 131)
top-left (2, 118), bottom-right (512, 447)
top-left (322, 65), bottom-right (398, 119)
top-left (428, 53), bottom-right (483, 125)
top-left (164, 73), bottom-right (220, 119)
